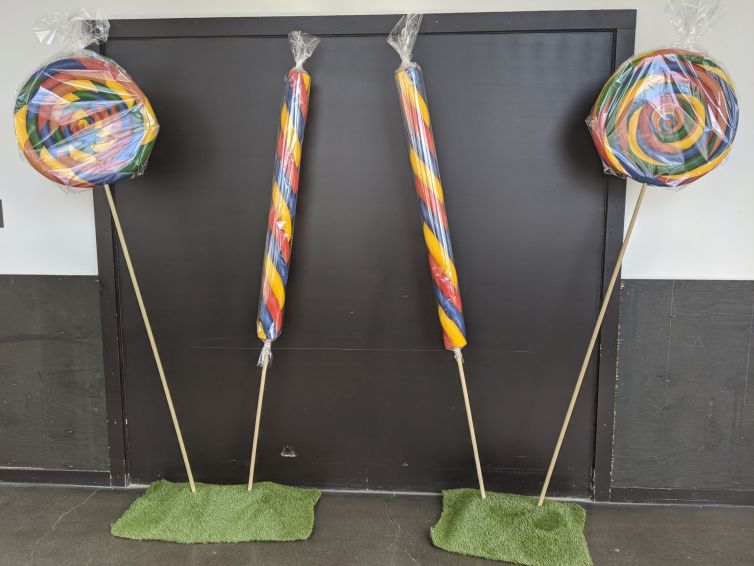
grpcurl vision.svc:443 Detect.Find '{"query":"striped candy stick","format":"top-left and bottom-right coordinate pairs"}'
top-left (256, 68), bottom-right (311, 344)
top-left (249, 32), bottom-right (319, 491)
top-left (390, 14), bottom-right (486, 499)
top-left (396, 65), bottom-right (467, 351)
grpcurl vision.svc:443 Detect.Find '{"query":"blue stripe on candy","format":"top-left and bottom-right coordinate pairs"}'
top-left (266, 234), bottom-right (290, 285)
top-left (259, 304), bottom-right (278, 340)
top-left (284, 82), bottom-right (307, 145)
top-left (273, 157), bottom-right (298, 217)
top-left (405, 65), bottom-right (428, 100)
top-left (434, 283), bottom-right (466, 336)
top-left (418, 199), bottom-right (454, 258)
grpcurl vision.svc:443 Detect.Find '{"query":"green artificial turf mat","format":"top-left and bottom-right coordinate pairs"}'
top-left (430, 489), bottom-right (592, 566)
top-left (111, 480), bottom-right (320, 543)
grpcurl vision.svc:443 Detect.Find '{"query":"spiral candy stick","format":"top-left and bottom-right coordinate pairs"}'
top-left (248, 31), bottom-right (319, 491)
top-left (389, 14), bottom-right (485, 499)
top-left (396, 66), bottom-right (467, 351)
top-left (13, 13), bottom-right (196, 493)
top-left (256, 68), bottom-right (311, 344)
top-left (539, 1), bottom-right (739, 506)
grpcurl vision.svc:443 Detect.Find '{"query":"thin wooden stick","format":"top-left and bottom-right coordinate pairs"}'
top-left (104, 184), bottom-right (196, 494)
top-left (454, 350), bottom-right (487, 499)
top-left (538, 182), bottom-right (648, 506)
top-left (247, 347), bottom-right (271, 491)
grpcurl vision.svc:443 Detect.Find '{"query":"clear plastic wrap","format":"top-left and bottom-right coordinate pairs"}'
top-left (13, 10), bottom-right (158, 190)
top-left (388, 14), bottom-right (467, 352)
top-left (586, 0), bottom-right (738, 188)
top-left (256, 31), bottom-right (319, 364)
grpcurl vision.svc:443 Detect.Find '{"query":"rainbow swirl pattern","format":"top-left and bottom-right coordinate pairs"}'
top-left (256, 69), bottom-right (312, 342)
top-left (14, 55), bottom-right (158, 189)
top-left (396, 63), bottom-right (467, 350)
top-left (588, 49), bottom-right (738, 188)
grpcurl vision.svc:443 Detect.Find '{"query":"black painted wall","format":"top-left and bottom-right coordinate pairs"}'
top-left (0, 276), bottom-right (108, 475)
top-left (613, 280), bottom-right (754, 504)
top-left (1, 275), bottom-right (752, 504)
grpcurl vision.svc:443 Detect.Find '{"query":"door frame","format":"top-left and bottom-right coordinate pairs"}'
top-left (94, 10), bottom-right (635, 499)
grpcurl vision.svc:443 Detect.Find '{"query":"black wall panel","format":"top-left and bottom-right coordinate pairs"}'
top-left (0, 276), bottom-right (108, 474)
top-left (613, 280), bottom-right (754, 504)
top-left (97, 12), bottom-right (632, 495)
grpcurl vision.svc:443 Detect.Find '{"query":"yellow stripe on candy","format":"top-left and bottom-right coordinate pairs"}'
top-left (627, 111), bottom-right (667, 167)
top-left (438, 305), bottom-right (467, 348)
top-left (91, 139), bottom-right (117, 152)
top-left (264, 256), bottom-right (286, 309)
top-left (68, 146), bottom-right (96, 163)
top-left (39, 147), bottom-right (88, 185)
top-left (257, 323), bottom-right (268, 341)
top-left (64, 79), bottom-right (98, 93)
top-left (397, 72), bottom-right (431, 128)
top-left (664, 144), bottom-right (732, 181)
top-left (271, 182), bottom-right (293, 240)
top-left (302, 72), bottom-right (311, 92)
top-left (423, 224), bottom-right (458, 289)
top-left (104, 80), bottom-right (136, 108)
top-left (13, 107), bottom-right (29, 148)
top-left (601, 130), bottom-right (629, 176)
top-left (280, 103), bottom-right (302, 167)
top-left (409, 148), bottom-right (444, 204)
top-left (141, 101), bottom-right (159, 144)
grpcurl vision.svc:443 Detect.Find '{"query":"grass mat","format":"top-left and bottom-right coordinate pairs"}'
top-left (111, 480), bottom-right (320, 543)
top-left (430, 489), bottom-right (592, 566)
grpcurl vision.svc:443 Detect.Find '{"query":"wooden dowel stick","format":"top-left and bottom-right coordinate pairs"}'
top-left (454, 350), bottom-right (487, 499)
top-left (538, 182), bottom-right (648, 506)
top-left (247, 350), bottom-right (270, 491)
top-left (104, 184), bottom-right (196, 494)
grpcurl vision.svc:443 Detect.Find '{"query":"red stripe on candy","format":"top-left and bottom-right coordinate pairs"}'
top-left (428, 252), bottom-right (463, 313)
top-left (263, 280), bottom-right (284, 330)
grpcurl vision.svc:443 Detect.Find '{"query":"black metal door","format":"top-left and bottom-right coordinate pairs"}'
top-left (97, 12), bottom-right (634, 496)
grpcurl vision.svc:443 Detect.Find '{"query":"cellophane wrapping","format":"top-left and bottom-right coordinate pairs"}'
top-left (586, 0), bottom-right (738, 189)
top-left (255, 31), bottom-right (319, 365)
top-left (13, 9), bottom-right (159, 191)
top-left (389, 14), bottom-right (467, 353)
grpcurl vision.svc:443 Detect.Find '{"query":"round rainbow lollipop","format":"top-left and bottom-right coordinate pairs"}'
top-left (541, 33), bottom-right (739, 506)
top-left (14, 54), bottom-right (158, 189)
top-left (12, 46), bottom-right (196, 493)
top-left (588, 48), bottom-right (738, 188)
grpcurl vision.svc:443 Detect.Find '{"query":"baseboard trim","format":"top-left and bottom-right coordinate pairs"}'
top-left (0, 467), bottom-right (111, 486)
top-left (611, 487), bottom-right (754, 506)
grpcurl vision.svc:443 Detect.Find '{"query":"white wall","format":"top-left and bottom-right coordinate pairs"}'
top-left (1, 0), bottom-right (752, 278)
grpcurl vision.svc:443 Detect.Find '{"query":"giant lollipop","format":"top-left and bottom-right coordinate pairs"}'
top-left (539, 0), bottom-right (738, 505)
top-left (13, 12), bottom-right (196, 492)
top-left (389, 14), bottom-right (486, 498)
top-left (247, 31), bottom-right (319, 491)
top-left (589, 48), bottom-right (737, 188)
top-left (14, 56), bottom-right (157, 188)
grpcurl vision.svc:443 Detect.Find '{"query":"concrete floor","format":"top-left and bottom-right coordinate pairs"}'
top-left (1, 485), bottom-right (752, 566)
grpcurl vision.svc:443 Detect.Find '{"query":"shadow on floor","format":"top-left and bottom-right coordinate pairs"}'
top-left (1, 485), bottom-right (752, 565)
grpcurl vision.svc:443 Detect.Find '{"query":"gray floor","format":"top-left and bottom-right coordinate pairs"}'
top-left (1, 485), bottom-right (752, 566)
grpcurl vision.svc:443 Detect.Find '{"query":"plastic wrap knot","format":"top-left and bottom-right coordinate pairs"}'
top-left (388, 14), bottom-right (423, 67)
top-left (289, 31), bottom-right (320, 71)
top-left (665, 0), bottom-right (725, 50)
top-left (34, 9), bottom-right (109, 50)
top-left (257, 340), bottom-right (273, 368)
